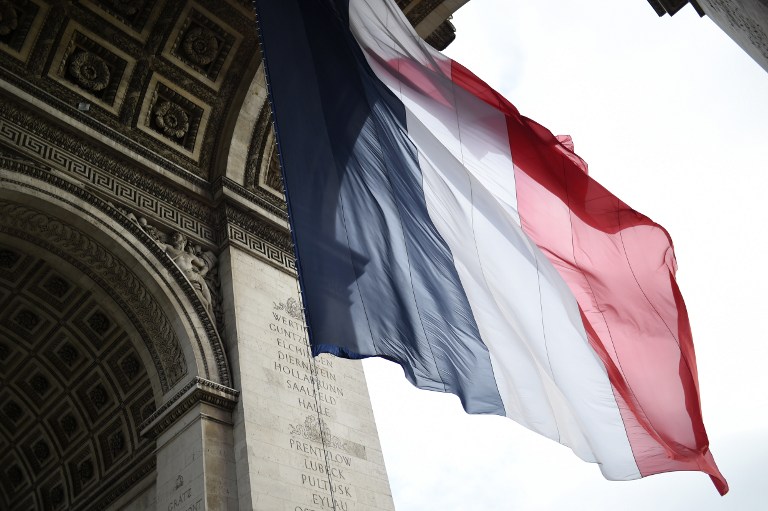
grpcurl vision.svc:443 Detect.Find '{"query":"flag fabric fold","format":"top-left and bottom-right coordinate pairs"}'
top-left (253, 0), bottom-right (727, 493)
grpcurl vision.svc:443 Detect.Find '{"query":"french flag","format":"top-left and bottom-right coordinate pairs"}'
top-left (254, 0), bottom-right (727, 493)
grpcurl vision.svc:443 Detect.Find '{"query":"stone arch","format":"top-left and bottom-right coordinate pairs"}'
top-left (0, 160), bottom-right (238, 509)
top-left (223, 61), bottom-right (285, 200)
top-left (0, 162), bottom-right (232, 392)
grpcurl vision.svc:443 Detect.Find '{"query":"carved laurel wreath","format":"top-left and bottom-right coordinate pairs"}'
top-left (288, 415), bottom-right (367, 459)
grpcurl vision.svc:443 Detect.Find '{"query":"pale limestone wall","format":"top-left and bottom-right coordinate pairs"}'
top-left (154, 402), bottom-right (239, 511)
top-left (220, 246), bottom-right (395, 511)
top-left (697, 0), bottom-right (768, 72)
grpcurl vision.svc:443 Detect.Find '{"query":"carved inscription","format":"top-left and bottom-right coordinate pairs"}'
top-left (166, 484), bottom-right (202, 511)
top-left (270, 298), bottom-right (361, 510)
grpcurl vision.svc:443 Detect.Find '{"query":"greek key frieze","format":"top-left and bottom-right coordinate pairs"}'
top-left (0, 116), bottom-right (216, 245)
top-left (0, 108), bottom-right (297, 274)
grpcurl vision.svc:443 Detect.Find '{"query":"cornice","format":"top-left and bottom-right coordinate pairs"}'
top-left (139, 377), bottom-right (240, 438)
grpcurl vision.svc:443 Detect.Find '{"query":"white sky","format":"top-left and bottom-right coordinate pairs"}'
top-left (362, 1), bottom-right (768, 509)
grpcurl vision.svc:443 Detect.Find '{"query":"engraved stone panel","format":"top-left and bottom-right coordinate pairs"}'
top-left (223, 247), bottom-right (395, 511)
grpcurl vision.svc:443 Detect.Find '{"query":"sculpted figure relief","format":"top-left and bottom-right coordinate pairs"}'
top-left (117, 207), bottom-right (221, 328)
top-left (158, 232), bottom-right (216, 319)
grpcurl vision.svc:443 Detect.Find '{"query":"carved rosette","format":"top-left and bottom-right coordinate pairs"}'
top-left (107, 0), bottom-right (144, 16)
top-left (154, 101), bottom-right (189, 139)
top-left (182, 26), bottom-right (219, 66)
top-left (68, 51), bottom-right (111, 92)
top-left (0, 0), bottom-right (18, 36)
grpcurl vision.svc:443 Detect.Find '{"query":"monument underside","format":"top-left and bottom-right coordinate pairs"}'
top-left (0, 0), bottom-right (470, 509)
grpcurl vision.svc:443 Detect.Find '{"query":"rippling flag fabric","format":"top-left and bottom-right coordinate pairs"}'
top-left (253, 0), bottom-right (727, 493)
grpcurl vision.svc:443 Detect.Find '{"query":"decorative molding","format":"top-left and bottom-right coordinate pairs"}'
top-left (136, 73), bottom-right (212, 162)
top-left (0, 163), bottom-right (235, 390)
top-left (220, 202), bottom-right (296, 274)
top-left (222, 203), bottom-right (292, 253)
top-left (46, 21), bottom-right (137, 115)
top-left (139, 377), bottom-right (240, 438)
top-left (213, 175), bottom-right (287, 221)
top-left (0, 200), bottom-right (187, 392)
top-left (0, 97), bottom-right (210, 199)
top-left (0, 104), bottom-right (214, 234)
top-left (225, 222), bottom-right (296, 274)
top-left (163, 2), bottom-right (243, 91)
top-left (0, 98), bottom-right (296, 276)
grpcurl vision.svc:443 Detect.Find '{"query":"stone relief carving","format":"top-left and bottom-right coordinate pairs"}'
top-left (141, 78), bottom-right (207, 157)
top-left (157, 232), bottom-right (217, 321)
top-left (154, 101), bottom-right (190, 140)
top-left (119, 207), bottom-right (223, 330)
top-left (289, 415), bottom-right (367, 460)
top-left (183, 26), bottom-right (219, 66)
top-left (0, 201), bottom-right (188, 391)
top-left (68, 51), bottom-right (111, 92)
top-left (274, 297), bottom-right (303, 321)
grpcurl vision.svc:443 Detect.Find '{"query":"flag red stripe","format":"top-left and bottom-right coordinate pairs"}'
top-left (450, 59), bottom-right (728, 494)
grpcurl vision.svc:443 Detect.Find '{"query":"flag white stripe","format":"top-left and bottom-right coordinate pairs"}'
top-left (350, 0), bottom-right (641, 480)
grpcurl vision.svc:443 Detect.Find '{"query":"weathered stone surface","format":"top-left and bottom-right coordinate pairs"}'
top-left (649, 0), bottom-right (768, 72)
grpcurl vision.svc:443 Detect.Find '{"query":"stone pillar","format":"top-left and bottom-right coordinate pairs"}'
top-left (697, 0), bottom-right (768, 72)
top-left (141, 379), bottom-right (240, 511)
top-left (220, 245), bottom-right (395, 511)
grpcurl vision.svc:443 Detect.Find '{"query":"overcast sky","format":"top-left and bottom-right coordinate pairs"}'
top-left (362, 1), bottom-right (768, 509)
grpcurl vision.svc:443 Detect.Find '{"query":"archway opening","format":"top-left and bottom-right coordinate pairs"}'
top-left (0, 242), bottom-right (157, 510)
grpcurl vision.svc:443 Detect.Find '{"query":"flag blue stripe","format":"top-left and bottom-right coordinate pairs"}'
top-left (255, 0), bottom-right (505, 415)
